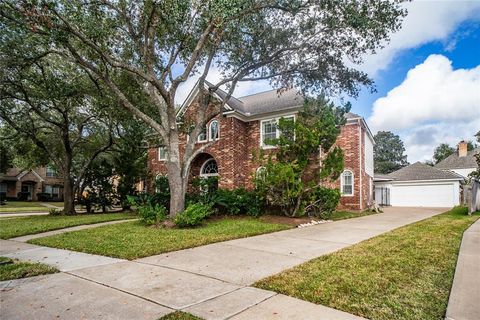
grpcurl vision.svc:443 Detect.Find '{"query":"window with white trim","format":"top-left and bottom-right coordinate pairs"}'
top-left (200, 159), bottom-right (218, 177)
top-left (197, 125), bottom-right (207, 142)
top-left (158, 146), bottom-right (167, 161)
top-left (256, 166), bottom-right (266, 181)
top-left (46, 166), bottom-right (56, 177)
top-left (260, 116), bottom-right (295, 148)
top-left (52, 186), bottom-right (60, 198)
top-left (44, 185), bottom-right (52, 195)
top-left (209, 120), bottom-right (219, 141)
top-left (341, 170), bottom-right (354, 196)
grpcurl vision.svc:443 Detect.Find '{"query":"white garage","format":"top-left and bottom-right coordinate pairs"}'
top-left (374, 162), bottom-right (463, 208)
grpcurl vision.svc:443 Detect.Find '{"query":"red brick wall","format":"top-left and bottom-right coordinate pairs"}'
top-left (148, 103), bottom-right (372, 210)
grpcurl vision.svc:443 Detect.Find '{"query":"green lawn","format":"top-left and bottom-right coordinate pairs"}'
top-left (30, 217), bottom-right (291, 260)
top-left (0, 213), bottom-right (136, 239)
top-left (255, 207), bottom-right (479, 320)
top-left (159, 311), bottom-right (203, 320)
top-left (0, 201), bottom-right (63, 213)
top-left (0, 257), bottom-right (58, 281)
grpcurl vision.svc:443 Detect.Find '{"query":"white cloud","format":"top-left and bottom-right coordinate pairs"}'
top-left (360, 0), bottom-right (480, 75)
top-left (369, 54), bottom-right (480, 162)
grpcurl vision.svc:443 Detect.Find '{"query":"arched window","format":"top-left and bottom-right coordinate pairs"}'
top-left (341, 170), bottom-right (354, 196)
top-left (200, 159), bottom-right (218, 177)
top-left (209, 120), bottom-right (219, 141)
top-left (256, 166), bottom-right (266, 181)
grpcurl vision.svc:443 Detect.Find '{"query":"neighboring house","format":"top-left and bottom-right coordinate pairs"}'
top-left (435, 141), bottom-right (479, 178)
top-left (0, 166), bottom-right (64, 201)
top-left (374, 162), bottom-right (463, 208)
top-left (148, 81), bottom-right (375, 210)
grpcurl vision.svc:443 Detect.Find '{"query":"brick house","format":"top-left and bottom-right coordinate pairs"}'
top-left (0, 166), bottom-right (64, 201)
top-left (148, 82), bottom-right (375, 210)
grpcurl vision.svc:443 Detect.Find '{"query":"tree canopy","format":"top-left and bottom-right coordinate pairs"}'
top-left (1, 0), bottom-right (407, 215)
top-left (374, 131), bottom-right (409, 174)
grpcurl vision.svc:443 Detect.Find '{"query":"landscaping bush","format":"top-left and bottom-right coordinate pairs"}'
top-left (127, 195), bottom-right (167, 225)
top-left (214, 188), bottom-right (263, 217)
top-left (174, 203), bottom-right (213, 228)
top-left (306, 187), bottom-right (341, 219)
top-left (17, 192), bottom-right (30, 201)
top-left (187, 177), bottom-right (219, 205)
top-left (36, 193), bottom-right (51, 202)
top-left (138, 204), bottom-right (167, 226)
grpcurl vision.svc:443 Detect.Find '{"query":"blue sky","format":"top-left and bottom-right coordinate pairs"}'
top-left (177, 1), bottom-right (480, 162)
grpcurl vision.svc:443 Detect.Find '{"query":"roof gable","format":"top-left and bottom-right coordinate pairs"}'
top-left (387, 162), bottom-right (463, 181)
top-left (435, 147), bottom-right (479, 169)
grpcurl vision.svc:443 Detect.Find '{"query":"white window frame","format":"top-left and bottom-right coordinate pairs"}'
top-left (158, 146), bottom-right (168, 161)
top-left (255, 166), bottom-right (266, 181)
top-left (200, 159), bottom-right (219, 178)
top-left (341, 170), bottom-right (354, 196)
top-left (46, 166), bottom-right (56, 177)
top-left (197, 125), bottom-right (208, 143)
top-left (260, 115), bottom-right (295, 149)
top-left (209, 120), bottom-right (220, 141)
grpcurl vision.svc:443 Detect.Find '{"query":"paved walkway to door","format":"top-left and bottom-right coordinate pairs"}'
top-left (0, 207), bottom-right (445, 320)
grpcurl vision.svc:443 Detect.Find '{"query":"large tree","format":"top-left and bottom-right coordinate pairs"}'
top-left (0, 59), bottom-right (114, 214)
top-left (374, 131), bottom-right (409, 174)
top-left (433, 143), bottom-right (455, 164)
top-left (1, 0), bottom-right (407, 215)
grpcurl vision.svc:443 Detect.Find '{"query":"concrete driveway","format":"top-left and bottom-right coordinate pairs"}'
top-left (0, 207), bottom-right (446, 320)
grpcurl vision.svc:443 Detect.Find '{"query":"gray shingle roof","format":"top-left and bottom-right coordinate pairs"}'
top-left (203, 81), bottom-right (363, 118)
top-left (435, 148), bottom-right (479, 169)
top-left (237, 89), bottom-right (304, 115)
top-left (386, 162), bottom-right (463, 181)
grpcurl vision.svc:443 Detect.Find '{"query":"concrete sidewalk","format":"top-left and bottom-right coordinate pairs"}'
top-left (445, 219), bottom-right (480, 320)
top-left (0, 207), bottom-right (445, 320)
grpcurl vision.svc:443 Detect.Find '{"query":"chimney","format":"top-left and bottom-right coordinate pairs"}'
top-left (458, 140), bottom-right (468, 157)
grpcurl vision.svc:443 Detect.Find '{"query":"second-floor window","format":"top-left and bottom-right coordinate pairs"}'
top-left (209, 120), bottom-right (219, 141)
top-left (260, 116), bottom-right (295, 148)
top-left (46, 166), bottom-right (56, 177)
top-left (197, 125), bottom-right (207, 142)
top-left (158, 146), bottom-right (168, 161)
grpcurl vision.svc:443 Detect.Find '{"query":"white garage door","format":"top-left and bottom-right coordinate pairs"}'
top-left (391, 183), bottom-right (457, 207)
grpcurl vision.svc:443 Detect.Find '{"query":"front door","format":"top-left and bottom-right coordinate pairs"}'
top-left (21, 185), bottom-right (32, 200)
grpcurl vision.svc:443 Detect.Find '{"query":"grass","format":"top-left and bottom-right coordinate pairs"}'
top-left (0, 257), bottom-right (58, 281)
top-left (0, 212), bottom-right (136, 239)
top-left (255, 207), bottom-right (479, 320)
top-left (159, 311), bottom-right (203, 320)
top-left (0, 201), bottom-right (63, 213)
top-left (30, 217), bottom-right (291, 260)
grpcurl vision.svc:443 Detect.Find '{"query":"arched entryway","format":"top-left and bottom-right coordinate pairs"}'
top-left (189, 153), bottom-right (219, 192)
top-left (200, 158), bottom-right (218, 178)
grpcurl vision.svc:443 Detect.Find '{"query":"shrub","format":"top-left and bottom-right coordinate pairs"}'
top-left (49, 208), bottom-right (64, 216)
top-left (306, 187), bottom-right (341, 219)
top-left (37, 193), bottom-right (51, 202)
top-left (17, 192), bottom-right (30, 201)
top-left (214, 188), bottom-right (263, 217)
top-left (138, 204), bottom-right (167, 226)
top-left (188, 177), bottom-right (219, 205)
top-left (127, 195), bottom-right (167, 225)
top-left (174, 203), bottom-right (213, 228)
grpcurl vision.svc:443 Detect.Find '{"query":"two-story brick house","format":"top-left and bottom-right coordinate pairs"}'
top-left (0, 166), bottom-right (64, 201)
top-left (148, 82), bottom-right (374, 210)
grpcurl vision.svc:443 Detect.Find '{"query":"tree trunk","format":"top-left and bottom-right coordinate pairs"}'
top-left (63, 176), bottom-right (76, 215)
top-left (168, 164), bottom-right (186, 217)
